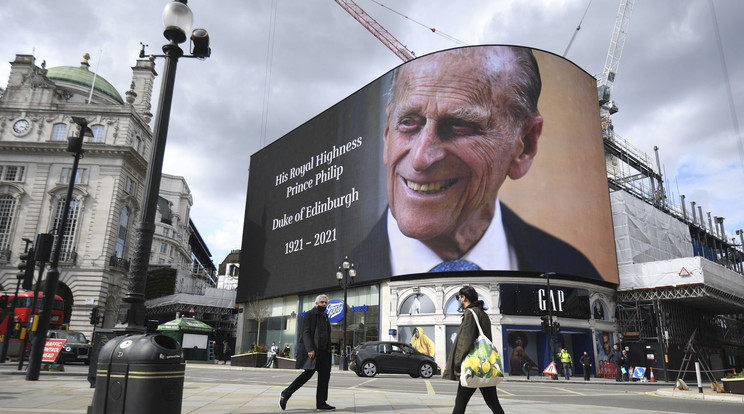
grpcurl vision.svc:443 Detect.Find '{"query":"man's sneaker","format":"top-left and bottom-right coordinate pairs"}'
top-left (316, 403), bottom-right (336, 411)
top-left (279, 394), bottom-right (288, 410)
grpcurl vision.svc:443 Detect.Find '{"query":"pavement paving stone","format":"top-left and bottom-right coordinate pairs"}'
top-left (1, 363), bottom-right (742, 413)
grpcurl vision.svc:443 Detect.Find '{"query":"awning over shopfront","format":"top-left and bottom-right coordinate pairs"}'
top-left (157, 317), bottom-right (215, 333)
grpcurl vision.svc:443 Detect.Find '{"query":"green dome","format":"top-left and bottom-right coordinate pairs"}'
top-left (46, 64), bottom-right (124, 104)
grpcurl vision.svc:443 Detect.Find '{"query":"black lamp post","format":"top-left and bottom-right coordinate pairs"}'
top-left (117, 0), bottom-right (210, 333)
top-left (26, 117), bottom-right (92, 380)
top-left (540, 271), bottom-right (559, 380)
top-left (335, 256), bottom-right (356, 371)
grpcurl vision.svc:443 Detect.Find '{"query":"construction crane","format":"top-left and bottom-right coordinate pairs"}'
top-left (333, 0), bottom-right (416, 62)
top-left (597, 0), bottom-right (635, 124)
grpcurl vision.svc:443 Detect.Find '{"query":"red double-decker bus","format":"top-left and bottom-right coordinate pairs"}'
top-left (0, 291), bottom-right (65, 357)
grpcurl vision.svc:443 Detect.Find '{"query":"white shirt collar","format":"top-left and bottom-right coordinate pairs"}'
top-left (388, 200), bottom-right (518, 274)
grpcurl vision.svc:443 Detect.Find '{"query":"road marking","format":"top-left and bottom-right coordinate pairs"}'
top-left (553, 387), bottom-right (585, 395)
top-left (497, 387), bottom-right (516, 396)
top-left (425, 380), bottom-right (435, 394)
top-left (350, 378), bottom-right (378, 388)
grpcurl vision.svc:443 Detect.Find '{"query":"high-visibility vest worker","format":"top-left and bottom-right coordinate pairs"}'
top-left (560, 350), bottom-right (572, 363)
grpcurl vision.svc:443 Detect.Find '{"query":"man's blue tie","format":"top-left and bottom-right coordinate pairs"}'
top-left (429, 259), bottom-right (481, 272)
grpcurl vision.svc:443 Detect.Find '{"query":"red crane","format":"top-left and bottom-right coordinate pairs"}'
top-left (333, 0), bottom-right (416, 62)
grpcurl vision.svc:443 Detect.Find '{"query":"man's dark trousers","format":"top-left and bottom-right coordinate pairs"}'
top-left (283, 350), bottom-right (332, 405)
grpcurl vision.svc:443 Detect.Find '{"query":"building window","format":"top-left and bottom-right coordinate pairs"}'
top-left (51, 123), bottom-right (67, 141)
top-left (51, 196), bottom-right (81, 262)
top-left (0, 195), bottom-right (17, 251)
top-left (134, 137), bottom-right (142, 153)
top-left (124, 177), bottom-right (134, 194)
top-left (61, 168), bottom-right (88, 184)
top-left (159, 258), bottom-right (165, 264)
top-left (90, 125), bottom-right (104, 143)
top-left (160, 242), bottom-right (167, 254)
top-left (115, 206), bottom-right (129, 258)
top-left (0, 166), bottom-right (25, 182)
top-left (163, 228), bottom-right (169, 237)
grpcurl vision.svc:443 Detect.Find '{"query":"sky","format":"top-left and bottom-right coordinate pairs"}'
top-left (2, 0), bottom-right (742, 266)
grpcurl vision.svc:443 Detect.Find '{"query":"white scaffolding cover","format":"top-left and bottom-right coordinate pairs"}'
top-left (619, 256), bottom-right (744, 298)
top-left (611, 190), bottom-right (692, 265)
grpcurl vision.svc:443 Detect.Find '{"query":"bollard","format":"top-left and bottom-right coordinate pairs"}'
top-left (89, 334), bottom-right (184, 414)
top-left (695, 362), bottom-right (703, 394)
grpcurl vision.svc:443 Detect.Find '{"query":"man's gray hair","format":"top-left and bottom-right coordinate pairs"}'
top-left (315, 294), bottom-right (329, 304)
top-left (386, 45), bottom-right (541, 134)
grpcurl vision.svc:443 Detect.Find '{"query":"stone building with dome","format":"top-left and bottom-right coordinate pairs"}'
top-left (0, 53), bottom-right (217, 340)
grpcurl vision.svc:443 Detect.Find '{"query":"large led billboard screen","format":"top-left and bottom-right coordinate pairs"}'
top-left (239, 45), bottom-right (618, 301)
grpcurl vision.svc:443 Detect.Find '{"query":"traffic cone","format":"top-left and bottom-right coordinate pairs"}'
top-left (649, 367), bottom-right (656, 382)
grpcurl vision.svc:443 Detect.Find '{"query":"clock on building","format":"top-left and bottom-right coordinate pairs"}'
top-left (12, 119), bottom-right (31, 136)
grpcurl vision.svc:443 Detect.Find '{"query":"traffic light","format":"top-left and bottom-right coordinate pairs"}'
top-left (552, 322), bottom-right (561, 334)
top-left (89, 307), bottom-right (101, 326)
top-left (540, 314), bottom-right (550, 333)
top-left (18, 248), bottom-right (36, 290)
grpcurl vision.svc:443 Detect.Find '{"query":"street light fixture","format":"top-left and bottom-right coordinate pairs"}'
top-left (26, 117), bottom-right (92, 380)
top-left (540, 271), bottom-right (559, 380)
top-left (336, 256), bottom-right (356, 371)
top-left (118, 0), bottom-right (210, 333)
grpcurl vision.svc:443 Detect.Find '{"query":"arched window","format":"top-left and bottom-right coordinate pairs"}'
top-left (90, 125), bottom-right (104, 143)
top-left (445, 293), bottom-right (490, 314)
top-left (51, 123), bottom-right (67, 141)
top-left (51, 196), bottom-right (81, 262)
top-left (399, 293), bottom-right (435, 314)
top-left (0, 195), bottom-right (17, 251)
top-left (115, 206), bottom-right (129, 258)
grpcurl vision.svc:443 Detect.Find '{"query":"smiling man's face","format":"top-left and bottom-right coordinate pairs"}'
top-left (383, 47), bottom-right (541, 257)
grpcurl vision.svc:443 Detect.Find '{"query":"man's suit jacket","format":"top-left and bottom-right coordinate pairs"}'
top-left (352, 204), bottom-right (602, 282)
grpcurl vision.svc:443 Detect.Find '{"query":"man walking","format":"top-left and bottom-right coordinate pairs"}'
top-left (580, 351), bottom-right (592, 381)
top-left (609, 343), bottom-right (623, 382)
top-left (559, 348), bottom-right (573, 380)
top-left (280, 295), bottom-right (335, 411)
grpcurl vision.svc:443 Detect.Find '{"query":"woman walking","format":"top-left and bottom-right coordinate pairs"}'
top-left (444, 286), bottom-right (505, 414)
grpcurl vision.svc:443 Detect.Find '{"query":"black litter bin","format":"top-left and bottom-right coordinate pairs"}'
top-left (90, 334), bottom-right (184, 414)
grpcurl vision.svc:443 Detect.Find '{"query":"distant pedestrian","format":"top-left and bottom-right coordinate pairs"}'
top-left (443, 286), bottom-right (504, 414)
top-left (280, 295), bottom-right (335, 411)
top-left (265, 342), bottom-right (279, 367)
top-left (579, 351), bottom-right (592, 381)
top-left (621, 350), bottom-right (631, 381)
top-left (559, 348), bottom-right (572, 380)
top-left (221, 340), bottom-right (232, 364)
top-left (608, 344), bottom-right (622, 382)
top-left (281, 343), bottom-right (291, 358)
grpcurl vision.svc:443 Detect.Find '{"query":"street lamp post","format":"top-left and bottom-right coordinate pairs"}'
top-left (117, 0), bottom-right (210, 333)
top-left (540, 271), bottom-right (559, 380)
top-left (26, 117), bottom-right (92, 380)
top-left (335, 256), bottom-right (356, 371)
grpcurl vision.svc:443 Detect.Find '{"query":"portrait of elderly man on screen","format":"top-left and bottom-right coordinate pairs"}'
top-left (354, 46), bottom-right (601, 280)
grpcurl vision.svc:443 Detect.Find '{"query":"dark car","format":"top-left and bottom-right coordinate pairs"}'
top-left (47, 330), bottom-right (92, 364)
top-left (349, 341), bottom-right (437, 378)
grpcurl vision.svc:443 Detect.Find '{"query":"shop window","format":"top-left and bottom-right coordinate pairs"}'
top-left (445, 293), bottom-right (489, 314)
top-left (399, 293), bottom-right (435, 315)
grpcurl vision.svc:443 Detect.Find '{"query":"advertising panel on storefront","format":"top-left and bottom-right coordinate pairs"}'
top-left (239, 45), bottom-right (618, 302)
top-left (499, 283), bottom-right (591, 319)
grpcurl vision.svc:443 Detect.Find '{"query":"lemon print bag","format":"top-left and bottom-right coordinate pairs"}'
top-left (460, 308), bottom-right (505, 388)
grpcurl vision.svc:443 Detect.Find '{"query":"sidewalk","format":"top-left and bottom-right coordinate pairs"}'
top-left (0, 362), bottom-right (741, 413)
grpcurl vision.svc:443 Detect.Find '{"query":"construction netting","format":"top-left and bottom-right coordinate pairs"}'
top-left (611, 190), bottom-right (693, 265)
